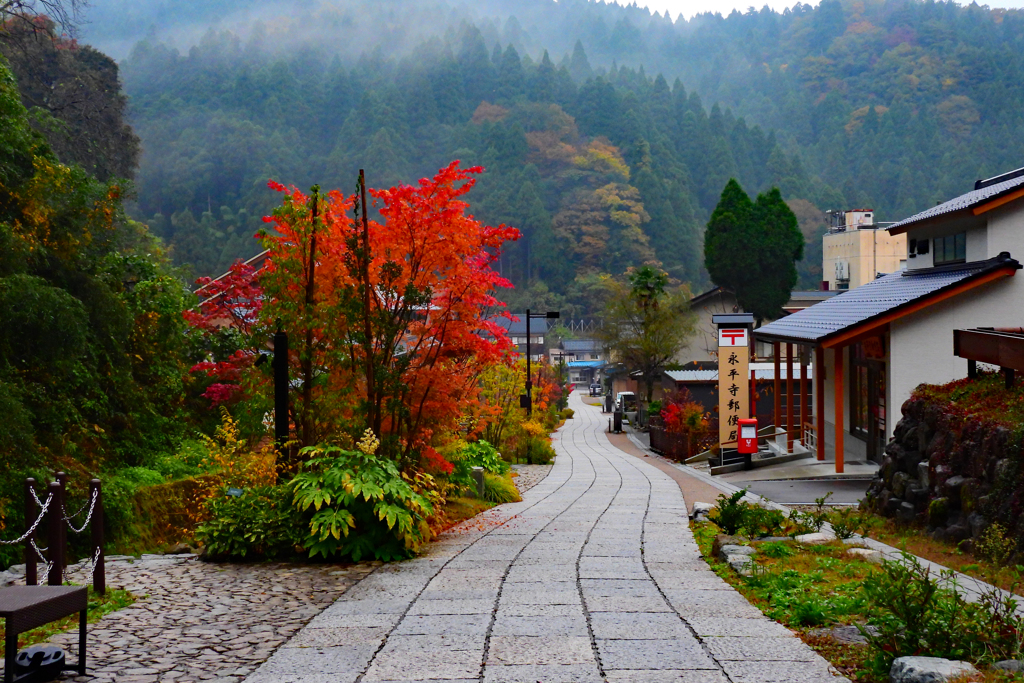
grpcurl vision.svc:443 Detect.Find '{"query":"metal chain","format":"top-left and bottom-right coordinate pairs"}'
top-left (63, 491), bottom-right (93, 523)
top-left (30, 486), bottom-right (45, 509)
top-left (65, 489), bottom-right (98, 534)
top-left (30, 538), bottom-right (53, 579)
top-left (0, 493), bottom-right (53, 545)
top-left (80, 546), bottom-right (102, 584)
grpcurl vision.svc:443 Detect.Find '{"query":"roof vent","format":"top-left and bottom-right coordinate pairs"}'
top-left (975, 166), bottom-right (1024, 190)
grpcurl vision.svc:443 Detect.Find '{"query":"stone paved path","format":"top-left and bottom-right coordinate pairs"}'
top-left (248, 392), bottom-right (847, 683)
top-left (1, 555), bottom-right (373, 683)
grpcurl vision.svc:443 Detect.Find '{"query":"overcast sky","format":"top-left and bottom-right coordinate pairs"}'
top-left (618, 0), bottom-right (1024, 19)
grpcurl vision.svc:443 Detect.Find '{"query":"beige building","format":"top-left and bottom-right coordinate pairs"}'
top-left (822, 209), bottom-right (907, 290)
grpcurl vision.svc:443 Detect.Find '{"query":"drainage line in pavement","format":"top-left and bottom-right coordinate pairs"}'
top-left (479, 415), bottom-right (606, 682)
top-left (349, 421), bottom-right (580, 683)
top-left (614, 432), bottom-right (734, 681)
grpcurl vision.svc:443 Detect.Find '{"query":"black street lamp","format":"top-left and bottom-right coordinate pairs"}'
top-left (521, 309), bottom-right (560, 416)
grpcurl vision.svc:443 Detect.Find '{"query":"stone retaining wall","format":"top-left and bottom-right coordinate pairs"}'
top-left (864, 393), bottom-right (1022, 552)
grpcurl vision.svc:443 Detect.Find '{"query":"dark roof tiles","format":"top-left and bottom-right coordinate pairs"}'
top-left (889, 174), bottom-right (1024, 232)
top-left (754, 254), bottom-right (1020, 344)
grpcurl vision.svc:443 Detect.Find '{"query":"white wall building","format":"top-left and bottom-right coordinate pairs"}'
top-left (755, 167), bottom-right (1024, 472)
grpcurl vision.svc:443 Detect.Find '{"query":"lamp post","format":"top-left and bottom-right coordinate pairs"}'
top-left (522, 309), bottom-right (560, 416)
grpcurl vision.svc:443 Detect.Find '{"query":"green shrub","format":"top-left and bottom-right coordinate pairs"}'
top-left (195, 485), bottom-right (304, 560)
top-left (791, 492), bottom-right (833, 534)
top-left (560, 408), bottom-right (575, 420)
top-left (759, 541), bottom-right (795, 559)
top-left (862, 553), bottom-right (1024, 675)
top-left (744, 506), bottom-right (787, 539)
top-left (975, 523), bottom-right (1016, 566)
top-left (145, 439), bottom-right (208, 480)
top-left (828, 507), bottom-right (865, 540)
top-left (483, 472), bottom-right (522, 504)
top-left (710, 489), bottom-right (750, 535)
top-left (291, 444), bottom-right (434, 562)
top-left (513, 435), bottom-right (557, 465)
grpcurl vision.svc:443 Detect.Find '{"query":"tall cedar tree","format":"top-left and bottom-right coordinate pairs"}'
top-left (704, 180), bottom-right (803, 324)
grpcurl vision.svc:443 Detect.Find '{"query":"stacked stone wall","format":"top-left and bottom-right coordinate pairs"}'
top-left (865, 393), bottom-right (1024, 553)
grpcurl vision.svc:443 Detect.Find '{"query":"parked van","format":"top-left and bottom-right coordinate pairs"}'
top-left (615, 392), bottom-right (637, 422)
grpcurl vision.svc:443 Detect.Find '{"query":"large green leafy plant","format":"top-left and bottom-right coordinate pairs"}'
top-left (291, 436), bottom-right (434, 561)
top-left (196, 485), bottom-right (305, 560)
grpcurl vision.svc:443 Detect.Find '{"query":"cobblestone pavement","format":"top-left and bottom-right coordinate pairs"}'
top-left (248, 392), bottom-right (849, 683)
top-left (1, 555), bottom-right (373, 683)
top-left (510, 464), bottom-right (551, 493)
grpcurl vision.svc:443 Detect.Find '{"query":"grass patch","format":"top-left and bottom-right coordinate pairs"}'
top-left (695, 517), bottom-right (1024, 682)
top-left (860, 512), bottom-right (1024, 596)
top-left (0, 586), bottom-right (135, 650)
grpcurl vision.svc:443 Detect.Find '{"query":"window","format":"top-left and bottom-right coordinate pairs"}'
top-left (933, 233), bottom-right (966, 265)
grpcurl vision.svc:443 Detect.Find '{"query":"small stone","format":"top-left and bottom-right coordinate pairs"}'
top-left (889, 656), bottom-right (978, 682)
top-left (992, 660), bottom-right (1024, 672)
top-left (794, 532), bottom-right (836, 545)
top-left (896, 501), bottom-right (916, 525)
top-left (718, 544), bottom-right (756, 563)
top-left (847, 548), bottom-right (883, 563)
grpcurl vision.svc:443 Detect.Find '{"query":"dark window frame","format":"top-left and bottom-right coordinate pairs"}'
top-left (933, 232), bottom-right (967, 265)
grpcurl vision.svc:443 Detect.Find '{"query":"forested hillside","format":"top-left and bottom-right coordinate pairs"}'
top-left (78, 0), bottom-right (1024, 305)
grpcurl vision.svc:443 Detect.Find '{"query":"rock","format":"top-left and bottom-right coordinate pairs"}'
top-left (7, 564), bottom-right (25, 575)
top-left (968, 513), bottom-right (986, 539)
top-left (712, 534), bottom-right (744, 558)
top-left (960, 478), bottom-right (981, 513)
top-left (808, 624), bottom-right (879, 645)
top-left (892, 472), bottom-right (911, 498)
top-left (995, 458), bottom-right (1013, 481)
top-left (889, 656), bottom-right (978, 682)
top-left (691, 502), bottom-right (714, 522)
top-left (918, 462), bottom-right (930, 489)
top-left (167, 543), bottom-right (195, 555)
top-left (944, 475), bottom-right (967, 502)
top-left (847, 547), bottom-right (883, 564)
top-left (718, 544), bottom-right (756, 563)
top-left (794, 532), bottom-right (836, 545)
top-left (896, 501), bottom-right (917, 525)
top-left (992, 660), bottom-right (1024, 672)
top-left (928, 498), bottom-right (949, 527)
top-left (906, 485), bottom-right (929, 507)
top-left (726, 554), bottom-right (754, 576)
top-left (945, 524), bottom-right (971, 543)
top-left (885, 496), bottom-right (904, 516)
top-left (899, 450), bottom-right (922, 476)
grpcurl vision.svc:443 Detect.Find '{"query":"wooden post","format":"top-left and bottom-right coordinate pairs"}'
top-left (90, 479), bottom-right (105, 595)
top-left (800, 345), bottom-right (808, 447)
top-left (835, 347), bottom-right (845, 474)
top-left (56, 471), bottom-right (67, 582)
top-left (24, 478), bottom-right (37, 586)
top-left (815, 346), bottom-right (825, 461)
top-left (773, 341), bottom-right (781, 435)
top-left (750, 367), bottom-right (757, 425)
top-left (786, 343), bottom-right (794, 453)
top-left (47, 481), bottom-right (63, 586)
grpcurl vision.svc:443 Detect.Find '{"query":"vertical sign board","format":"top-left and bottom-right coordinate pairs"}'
top-left (713, 313), bottom-right (754, 450)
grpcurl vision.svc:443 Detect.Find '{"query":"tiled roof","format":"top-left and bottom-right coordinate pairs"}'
top-left (754, 254), bottom-right (1021, 344)
top-left (889, 173), bottom-right (1024, 232)
top-left (788, 291), bottom-right (840, 301)
top-left (561, 339), bottom-right (601, 352)
top-left (488, 316), bottom-right (549, 335)
top-left (566, 360), bottom-right (606, 369)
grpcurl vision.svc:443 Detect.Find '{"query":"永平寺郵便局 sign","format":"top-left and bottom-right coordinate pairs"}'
top-left (717, 329), bottom-right (749, 446)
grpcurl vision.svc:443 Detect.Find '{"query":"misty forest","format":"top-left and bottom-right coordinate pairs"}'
top-left (9, 0), bottom-right (1024, 316)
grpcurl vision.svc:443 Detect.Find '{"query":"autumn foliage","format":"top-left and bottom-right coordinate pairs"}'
top-left (188, 162), bottom-right (521, 464)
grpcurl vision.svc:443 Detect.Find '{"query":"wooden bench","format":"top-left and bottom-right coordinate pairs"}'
top-left (1, 586), bottom-right (87, 683)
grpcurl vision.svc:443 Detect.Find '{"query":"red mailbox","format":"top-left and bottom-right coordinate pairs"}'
top-left (737, 418), bottom-right (758, 454)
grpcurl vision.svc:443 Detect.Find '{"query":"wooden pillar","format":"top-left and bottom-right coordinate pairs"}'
top-left (815, 346), bottom-right (825, 461)
top-left (834, 346), bottom-right (845, 474)
top-left (750, 367), bottom-right (757, 424)
top-left (786, 343), bottom-right (794, 453)
top-left (773, 342), bottom-right (781, 435)
top-left (24, 478), bottom-right (37, 586)
top-left (800, 345), bottom-right (808, 447)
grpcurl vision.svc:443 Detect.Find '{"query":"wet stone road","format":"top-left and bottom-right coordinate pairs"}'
top-left (248, 392), bottom-right (847, 683)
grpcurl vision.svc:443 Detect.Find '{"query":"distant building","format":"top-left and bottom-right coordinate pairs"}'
top-left (552, 339), bottom-right (606, 386)
top-left (822, 209), bottom-right (907, 291)
top-left (489, 315), bottom-right (549, 362)
top-left (674, 286), bottom-right (839, 366)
